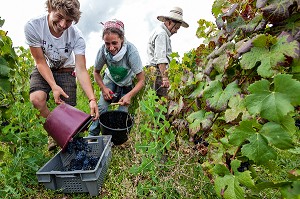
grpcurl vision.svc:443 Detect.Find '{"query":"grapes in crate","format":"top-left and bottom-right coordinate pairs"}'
top-left (62, 137), bottom-right (99, 171)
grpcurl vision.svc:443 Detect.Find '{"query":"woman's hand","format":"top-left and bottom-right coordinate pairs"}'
top-left (119, 94), bottom-right (131, 106)
top-left (102, 87), bottom-right (113, 101)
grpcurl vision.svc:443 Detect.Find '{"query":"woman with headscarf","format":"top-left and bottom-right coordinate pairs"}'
top-left (89, 19), bottom-right (145, 136)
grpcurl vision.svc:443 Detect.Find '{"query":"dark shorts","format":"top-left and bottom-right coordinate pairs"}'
top-left (29, 67), bottom-right (77, 106)
top-left (154, 67), bottom-right (168, 98)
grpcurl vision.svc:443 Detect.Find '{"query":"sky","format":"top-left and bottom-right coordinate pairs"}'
top-left (0, 0), bottom-right (215, 68)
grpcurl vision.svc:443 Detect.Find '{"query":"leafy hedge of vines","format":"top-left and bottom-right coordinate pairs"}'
top-left (167, 0), bottom-right (300, 198)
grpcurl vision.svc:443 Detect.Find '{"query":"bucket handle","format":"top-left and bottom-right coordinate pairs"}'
top-left (125, 113), bottom-right (134, 130)
top-left (109, 102), bottom-right (121, 106)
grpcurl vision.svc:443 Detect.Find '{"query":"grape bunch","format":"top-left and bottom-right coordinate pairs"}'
top-left (65, 137), bottom-right (92, 154)
top-left (295, 119), bottom-right (300, 129)
top-left (193, 134), bottom-right (209, 156)
top-left (193, 134), bottom-right (209, 147)
top-left (62, 137), bottom-right (99, 171)
top-left (237, 161), bottom-right (251, 172)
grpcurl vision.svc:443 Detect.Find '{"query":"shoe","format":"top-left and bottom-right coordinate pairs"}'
top-left (48, 136), bottom-right (58, 151)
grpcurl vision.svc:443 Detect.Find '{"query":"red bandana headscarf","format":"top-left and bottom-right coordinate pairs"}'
top-left (103, 19), bottom-right (125, 34)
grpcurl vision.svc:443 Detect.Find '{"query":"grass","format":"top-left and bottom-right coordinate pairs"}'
top-left (27, 130), bottom-right (216, 199)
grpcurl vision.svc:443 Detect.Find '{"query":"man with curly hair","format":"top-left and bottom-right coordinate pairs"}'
top-left (24, 0), bottom-right (99, 150)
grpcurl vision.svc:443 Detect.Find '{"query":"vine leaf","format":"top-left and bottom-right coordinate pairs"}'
top-left (187, 110), bottom-right (205, 136)
top-left (281, 115), bottom-right (298, 135)
top-left (245, 74), bottom-right (300, 122)
top-left (0, 57), bottom-right (10, 77)
top-left (212, 164), bottom-right (231, 176)
top-left (240, 14), bottom-right (264, 33)
top-left (212, 53), bottom-right (230, 74)
top-left (204, 80), bottom-right (240, 112)
top-left (260, 121), bottom-right (294, 150)
top-left (240, 34), bottom-right (299, 78)
top-left (189, 81), bottom-right (206, 98)
top-left (215, 175), bottom-right (245, 199)
top-left (228, 120), bottom-right (261, 146)
top-left (241, 133), bottom-right (277, 165)
top-left (280, 180), bottom-right (300, 198)
top-left (231, 160), bottom-right (255, 188)
top-left (0, 77), bottom-right (10, 92)
top-left (187, 110), bottom-right (215, 135)
top-left (225, 94), bottom-right (250, 122)
top-left (168, 96), bottom-right (184, 116)
top-left (0, 57), bottom-right (11, 92)
top-left (261, 0), bottom-right (297, 24)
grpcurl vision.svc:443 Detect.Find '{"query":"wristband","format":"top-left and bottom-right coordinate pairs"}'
top-left (89, 98), bottom-right (97, 103)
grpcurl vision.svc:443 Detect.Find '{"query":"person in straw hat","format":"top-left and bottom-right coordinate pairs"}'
top-left (146, 6), bottom-right (189, 98)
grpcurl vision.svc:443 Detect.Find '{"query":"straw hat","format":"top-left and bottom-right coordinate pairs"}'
top-left (157, 7), bottom-right (189, 28)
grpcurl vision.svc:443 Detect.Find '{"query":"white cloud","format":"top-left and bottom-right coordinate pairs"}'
top-left (0, 0), bottom-right (215, 67)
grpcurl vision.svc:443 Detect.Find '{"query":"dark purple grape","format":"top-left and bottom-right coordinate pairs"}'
top-left (61, 137), bottom-right (100, 171)
top-left (237, 161), bottom-right (250, 172)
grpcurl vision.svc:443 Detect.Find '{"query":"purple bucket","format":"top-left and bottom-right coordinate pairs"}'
top-left (44, 103), bottom-right (92, 151)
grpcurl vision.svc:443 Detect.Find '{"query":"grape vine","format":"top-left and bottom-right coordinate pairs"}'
top-left (167, 0), bottom-right (300, 198)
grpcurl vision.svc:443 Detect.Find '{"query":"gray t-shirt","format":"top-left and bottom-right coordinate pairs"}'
top-left (95, 41), bottom-right (143, 87)
top-left (24, 14), bottom-right (85, 69)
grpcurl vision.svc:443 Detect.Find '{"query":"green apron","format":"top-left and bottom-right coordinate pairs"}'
top-left (108, 65), bottom-right (129, 82)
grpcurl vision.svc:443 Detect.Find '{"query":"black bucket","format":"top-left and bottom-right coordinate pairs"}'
top-left (99, 110), bottom-right (133, 145)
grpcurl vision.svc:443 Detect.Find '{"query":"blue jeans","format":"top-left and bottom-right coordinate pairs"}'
top-left (89, 75), bottom-right (130, 136)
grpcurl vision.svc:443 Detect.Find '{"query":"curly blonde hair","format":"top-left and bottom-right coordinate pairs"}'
top-left (46, 0), bottom-right (81, 24)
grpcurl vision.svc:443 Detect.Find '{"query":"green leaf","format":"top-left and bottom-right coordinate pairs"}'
top-left (0, 77), bottom-right (11, 92)
top-left (212, 0), bottom-right (231, 19)
top-left (212, 53), bottom-right (229, 74)
top-left (240, 14), bottom-right (264, 33)
top-left (196, 19), bottom-right (217, 39)
top-left (212, 164), bottom-right (231, 176)
top-left (241, 134), bottom-right (277, 166)
top-left (245, 74), bottom-right (300, 122)
top-left (280, 180), bottom-right (300, 199)
top-left (0, 57), bottom-right (10, 77)
top-left (228, 120), bottom-right (261, 146)
top-left (204, 80), bottom-right (240, 112)
top-left (240, 34), bottom-right (299, 78)
top-left (225, 95), bottom-right (250, 122)
top-left (0, 18), bottom-right (4, 27)
top-left (260, 122), bottom-right (294, 149)
top-left (215, 175), bottom-right (245, 199)
top-left (189, 81), bottom-right (205, 98)
top-left (231, 160), bottom-right (255, 188)
top-left (187, 110), bottom-right (205, 135)
top-left (255, 181), bottom-right (292, 191)
top-left (281, 114), bottom-right (299, 135)
top-left (129, 157), bottom-right (154, 175)
top-left (274, 74), bottom-right (300, 105)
